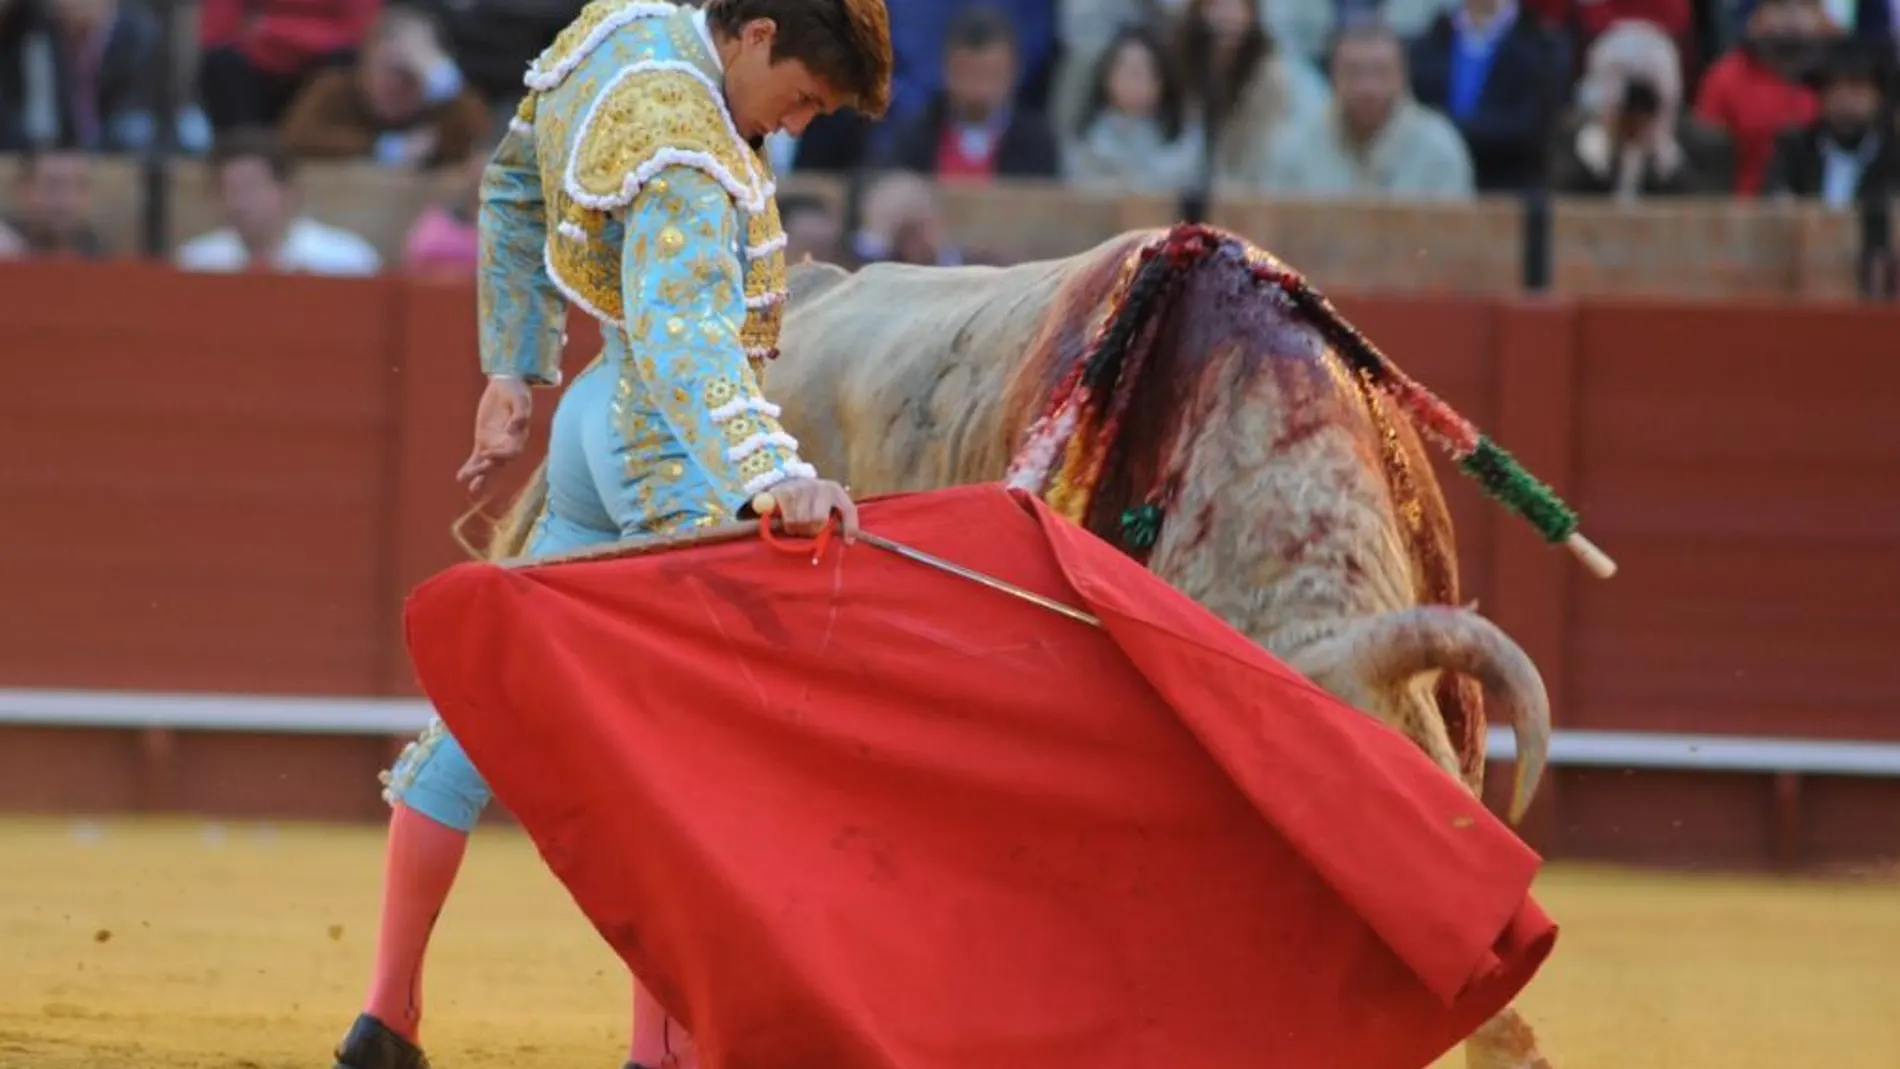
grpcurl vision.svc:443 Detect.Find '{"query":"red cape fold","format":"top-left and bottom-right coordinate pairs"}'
top-left (405, 484), bottom-right (1556, 1069)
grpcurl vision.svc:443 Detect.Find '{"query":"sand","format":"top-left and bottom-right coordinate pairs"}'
top-left (1, 817), bottom-right (1895, 1069)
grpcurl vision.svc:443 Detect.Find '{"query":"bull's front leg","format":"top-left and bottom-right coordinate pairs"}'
top-left (1464, 1006), bottom-right (1552, 1069)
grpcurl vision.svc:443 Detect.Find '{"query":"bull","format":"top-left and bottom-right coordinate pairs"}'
top-left (483, 224), bottom-right (1610, 1069)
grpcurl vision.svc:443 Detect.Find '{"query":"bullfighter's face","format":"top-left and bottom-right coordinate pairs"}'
top-left (722, 17), bottom-right (845, 141)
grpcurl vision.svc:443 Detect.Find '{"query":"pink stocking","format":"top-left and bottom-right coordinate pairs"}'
top-left (630, 977), bottom-right (697, 1067)
top-left (362, 804), bottom-right (469, 1043)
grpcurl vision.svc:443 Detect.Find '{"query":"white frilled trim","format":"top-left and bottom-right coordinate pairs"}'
top-left (708, 394), bottom-right (783, 422)
top-left (743, 289), bottom-right (787, 311)
top-left (746, 346), bottom-right (778, 361)
top-left (508, 116), bottom-right (534, 136)
top-left (743, 460), bottom-right (818, 496)
top-left (745, 232), bottom-right (787, 259)
top-left (726, 430), bottom-right (800, 462)
top-left (523, 1), bottom-right (679, 92)
top-left (556, 220), bottom-right (588, 243)
top-left (543, 238), bottom-right (622, 328)
top-left (562, 59), bottom-right (768, 215)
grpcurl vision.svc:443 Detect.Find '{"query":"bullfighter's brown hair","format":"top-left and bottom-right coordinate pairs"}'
top-left (704, 0), bottom-right (895, 118)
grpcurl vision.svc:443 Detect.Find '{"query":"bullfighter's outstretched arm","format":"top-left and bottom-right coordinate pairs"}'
top-left (477, 117), bottom-right (566, 386)
top-left (618, 165), bottom-right (815, 524)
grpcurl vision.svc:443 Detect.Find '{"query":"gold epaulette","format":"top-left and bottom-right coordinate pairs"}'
top-left (566, 66), bottom-right (770, 215)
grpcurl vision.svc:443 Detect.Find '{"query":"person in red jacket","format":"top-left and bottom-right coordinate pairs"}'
top-left (196, 0), bottom-right (383, 131)
top-left (1693, 0), bottom-right (1831, 193)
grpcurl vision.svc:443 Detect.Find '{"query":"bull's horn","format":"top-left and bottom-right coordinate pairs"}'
top-left (1295, 606), bottom-right (1551, 825)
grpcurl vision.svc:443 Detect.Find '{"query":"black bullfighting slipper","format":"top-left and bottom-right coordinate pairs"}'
top-left (334, 1013), bottom-right (431, 1069)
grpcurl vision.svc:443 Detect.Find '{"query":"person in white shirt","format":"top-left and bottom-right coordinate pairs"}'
top-left (174, 127), bottom-right (382, 276)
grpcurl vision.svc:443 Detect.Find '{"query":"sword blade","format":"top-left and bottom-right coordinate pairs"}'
top-left (856, 532), bottom-right (1101, 629)
top-left (507, 521), bottom-right (1102, 629)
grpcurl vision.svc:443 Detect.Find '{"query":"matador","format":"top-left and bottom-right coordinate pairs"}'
top-left (332, 2), bottom-right (893, 1067)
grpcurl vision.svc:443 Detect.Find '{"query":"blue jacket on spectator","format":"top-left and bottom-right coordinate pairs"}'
top-left (888, 0), bottom-right (1057, 129)
top-left (1408, 7), bottom-right (1571, 193)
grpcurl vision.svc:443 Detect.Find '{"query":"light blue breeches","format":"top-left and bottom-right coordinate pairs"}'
top-left (383, 360), bottom-right (693, 832)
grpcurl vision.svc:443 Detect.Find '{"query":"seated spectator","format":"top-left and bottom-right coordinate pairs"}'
top-left (175, 127), bottom-right (382, 276)
top-left (1520, 0), bottom-right (1696, 84)
top-left (1551, 18), bottom-right (1734, 198)
top-left (401, 132), bottom-right (494, 276)
top-left (1409, 0), bottom-right (1573, 192)
top-left (780, 193), bottom-right (844, 264)
top-left (846, 171), bottom-right (974, 267)
top-left (1063, 23), bottom-right (1204, 192)
top-left (0, 0), bottom-right (162, 153)
top-left (1048, 0), bottom-right (1176, 137)
top-left (1762, 36), bottom-right (1897, 205)
top-left (1262, 17), bottom-right (1477, 198)
top-left (1693, 0), bottom-right (1830, 194)
top-left (883, 6), bottom-right (1062, 183)
top-left (197, 0), bottom-right (379, 132)
top-left (0, 141), bottom-right (103, 257)
top-left (886, 0), bottom-right (1059, 131)
top-left (280, 5), bottom-right (491, 169)
top-left (1172, 0), bottom-right (1330, 193)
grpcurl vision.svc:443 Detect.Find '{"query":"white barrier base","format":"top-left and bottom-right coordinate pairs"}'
top-left (3, 688), bottom-right (1900, 778)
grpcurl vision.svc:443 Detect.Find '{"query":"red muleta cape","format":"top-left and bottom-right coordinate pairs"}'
top-left (405, 484), bottom-right (1556, 1069)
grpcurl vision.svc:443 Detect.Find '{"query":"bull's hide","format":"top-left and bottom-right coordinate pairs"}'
top-left (768, 233), bottom-right (1545, 803)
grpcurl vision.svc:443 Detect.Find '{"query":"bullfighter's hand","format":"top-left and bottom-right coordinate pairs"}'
top-left (756, 477), bottom-right (859, 544)
top-left (457, 375), bottom-right (533, 497)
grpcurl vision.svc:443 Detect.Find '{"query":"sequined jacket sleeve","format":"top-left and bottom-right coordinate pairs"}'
top-left (477, 122), bottom-right (565, 385)
top-left (621, 166), bottom-right (815, 517)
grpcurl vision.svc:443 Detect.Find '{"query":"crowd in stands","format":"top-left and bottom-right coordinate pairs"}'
top-left (2, 0), bottom-right (1897, 270)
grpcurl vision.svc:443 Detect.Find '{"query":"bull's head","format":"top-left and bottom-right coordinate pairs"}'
top-left (1101, 240), bottom-right (1550, 820)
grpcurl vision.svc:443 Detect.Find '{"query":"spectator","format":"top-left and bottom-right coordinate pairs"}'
top-left (886, 0), bottom-right (1059, 130)
top-left (280, 4), bottom-right (490, 169)
top-left (0, 0), bottom-right (161, 153)
top-left (847, 170), bottom-right (971, 267)
top-left (1693, 0), bottom-right (1829, 194)
top-left (0, 141), bottom-right (103, 257)
top-left (1762, 36), bottom-right (1897, 205)
top-left (1047, 0), bottom-right (1170, 138)
top-left (400, 131), bottom-right (493, 276)
top-left (197, 0), bottom-right (381, 132)
top-left (1409, 0), bottom-right (1572, 191)
top-left (1172, 0), bottom-right (1329, 193)
top-left (1063, 24), bottom-right (1204, 192)
top-left (1551, 19), bottom-right (1734, 198)
top-left (1521, 0), bottom-right (1696, 81)
top-left (175, 127), bottom-right (382, 275)
top-left (1261, 18), bottom-right (1477, 198)
top-left (884, 6), bottom-right (1062, 183)
top-left (780, 193), bottom-right (843, 264)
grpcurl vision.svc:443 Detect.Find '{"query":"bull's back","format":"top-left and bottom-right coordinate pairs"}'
top-left (773, 236), bottom-right (1149, 491)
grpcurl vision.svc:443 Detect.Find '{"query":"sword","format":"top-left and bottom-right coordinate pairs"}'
top-left (854, 530), bottom-right (1101, 628)
top-left (506, 498), bottom-right (1102, 629)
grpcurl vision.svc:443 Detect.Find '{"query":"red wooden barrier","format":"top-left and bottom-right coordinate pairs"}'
top-left (1, 261), bottom-right (1896, 869)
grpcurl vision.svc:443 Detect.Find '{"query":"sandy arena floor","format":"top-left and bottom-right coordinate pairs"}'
top-left (0, 818), bottom-right (1895, 1069)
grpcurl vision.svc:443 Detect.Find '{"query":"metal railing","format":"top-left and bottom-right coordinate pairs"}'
top-left (6, 687), bottom-right (1900, 777)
